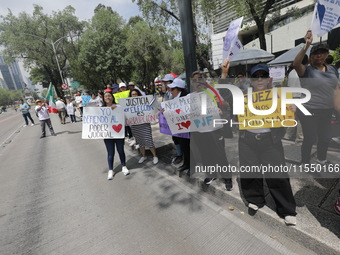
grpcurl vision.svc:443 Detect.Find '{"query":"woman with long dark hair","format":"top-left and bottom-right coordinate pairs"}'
top-left (102, 92), bottom-right (129, 179)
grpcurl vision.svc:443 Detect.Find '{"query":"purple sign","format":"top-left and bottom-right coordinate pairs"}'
top-left (159, 113), bottom-right (190, 139)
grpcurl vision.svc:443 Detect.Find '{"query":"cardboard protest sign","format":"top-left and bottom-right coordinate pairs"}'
top-left (118, 95), bottom-right (159, 125)
top-left (310, 0), bottom-right (340, 37)
top-left (223, 17), bottom-right (243, 60)
top-left (114, 90), bottom-right (130, 103)
top-left (82, 107), bottom-right (125, 139)
top-left (237, 88), bottom-right (295, 130)
top-left (159, 112), bottom-right (190, 139)
top-left (161, 92), bottom-right (221, 134)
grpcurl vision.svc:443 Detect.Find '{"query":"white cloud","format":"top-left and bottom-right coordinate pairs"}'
top-left (0, 0), bottom-right (140, 21)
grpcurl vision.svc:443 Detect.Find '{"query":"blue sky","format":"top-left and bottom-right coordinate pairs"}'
top-left (0, 0), bottom-right (141, 21)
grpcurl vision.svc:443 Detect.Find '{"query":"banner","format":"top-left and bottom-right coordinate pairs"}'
top-left (82, 107), bottom-right (125, 139)
top-left (310, 0), bottom-right (340, 37)
top-left (159, 112), bottom-right (190, 139)
top-left (114, 90), bottom-right (130, 103)
top-left (118, 95), bottom-right (159, 125)
top-left (161, 92), bottom-right (221, 134)
top-left (223, 17), bottom-right (243, 60)
top-left (237, 88), bottom-right (295, 130)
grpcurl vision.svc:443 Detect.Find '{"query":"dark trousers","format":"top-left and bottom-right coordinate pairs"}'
top-left (297, 108), bottom-right (333, 163)
top-left (70, 114), bottom-right (76, 123)
top-left (104, 139), bottom-right (126, 170)
top-left (23, 112), bottom-right (34, 125)
top-left (239, 132), bottom-right (296, 217)
top-left (40, 119), bottom-right (55, 137)
top-left (125, 126), bottom-right (133, 139)
top-left (179, 137), bottom-right (190, 167)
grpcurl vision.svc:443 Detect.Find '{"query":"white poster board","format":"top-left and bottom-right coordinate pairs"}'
top-left (223, 17), bottom-right (244, 60)
top-left (118, 95), bottom-right (159, 126)
top-left (82, 107), bottom-right (125, 139)
top-left (161, 92), bottom-right (221, 134)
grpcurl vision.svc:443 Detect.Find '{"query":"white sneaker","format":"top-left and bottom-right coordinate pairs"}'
top-left (122, 166), bottom-right (130, 176)
top-left (23, 125), bottom-right (27, 127)
top-left (138, 157), bottom-right (145, 163)
top-left (248, 203), bottom-right (259, 211)
top-left (107, 170), bottom-right (114, 180)
top-left (284, 216), bottom-right (297, 226)
top-left (153, 157), bottom-right (159, 164)
top-left (30, 124), bottom-right (34, 126)
top-left (129, 140), bottom-right (136, 146)
top-left (135, 144), bottom-right (140, 149)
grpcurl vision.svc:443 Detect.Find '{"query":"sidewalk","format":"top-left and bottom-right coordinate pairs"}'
top-left (149, 124), bottom-right (340, 255)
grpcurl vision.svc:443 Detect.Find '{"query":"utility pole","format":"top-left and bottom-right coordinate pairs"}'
top-left (178, 0), bottom-right (197, 91)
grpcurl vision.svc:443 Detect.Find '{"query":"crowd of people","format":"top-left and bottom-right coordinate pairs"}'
top-left (16, 29), bottom-right (340, 223)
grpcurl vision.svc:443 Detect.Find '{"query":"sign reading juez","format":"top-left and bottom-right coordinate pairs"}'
top-left (119, 95), bottom-right (159, 125)
top-left (82, 107), bottom-right (125, 139)
top-left (161, 92), bottom-right (221, 134)
top-left (223, 16), bottom-right (243, 60)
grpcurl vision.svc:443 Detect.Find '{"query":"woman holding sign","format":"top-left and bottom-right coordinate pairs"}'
top-left (129, 89), bottom-right (159, 165)
top-left (102, 92), bottom-right (129, 179)
top-left (221, 60), bottom-right (297, 226)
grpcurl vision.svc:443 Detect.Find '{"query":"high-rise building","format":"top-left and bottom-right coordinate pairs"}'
top-left (210, 0), bottom-right (325, 69)
top-left (0, 56), bottom-right (25, 90)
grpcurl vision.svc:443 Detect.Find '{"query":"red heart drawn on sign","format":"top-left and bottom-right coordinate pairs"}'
top-left (181, 121), bottom-right (191, 129)
top-left (175, 109), bottom-right (181, 114)
top-left (112, 124), bottom-right (122, 133)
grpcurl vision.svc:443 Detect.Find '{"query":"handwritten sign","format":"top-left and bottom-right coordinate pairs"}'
top-left (159, 112), bottom-right (190, 139)
top-left (161, 92), bottom-right (221, 134)
top-left (114, 90), bottom-right (130, 103)
top-left (223, 17), bottom-right (243, 60)
top-left (82, 107), bottom-right (125, 139)
top-left (237, 88), bottom-right (295, 130)
top-left (118, 95), bottom-right (159, 125)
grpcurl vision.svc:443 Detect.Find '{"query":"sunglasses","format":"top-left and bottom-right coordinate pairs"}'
top-left (251, 74), bottom-right (269, 80)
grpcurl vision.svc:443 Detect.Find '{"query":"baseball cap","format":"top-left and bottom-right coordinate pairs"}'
top-left (119, 82), bottom-right (126, 88)
top-left (310, 43), bottom-right (329, 55)
top-left (162, 74), bottom-right (175, 82)
top-left (250, 64), bottom-right (269, 77)
top-left (128, 81), bottom-right (135, 86)
top-left (167, 78), bottom-right (185, 89)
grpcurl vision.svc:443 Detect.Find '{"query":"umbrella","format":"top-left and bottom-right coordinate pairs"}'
top-left (267, 43), bottom-right (311, 66)
top-left (230, 48), bottom-right (275, 67)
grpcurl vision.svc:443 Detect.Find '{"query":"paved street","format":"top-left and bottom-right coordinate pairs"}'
top-left (0, 110), bottom-right (316, 255)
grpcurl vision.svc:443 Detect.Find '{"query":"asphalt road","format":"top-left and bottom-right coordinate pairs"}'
top-left (0, 114), bottom-right (315, 255)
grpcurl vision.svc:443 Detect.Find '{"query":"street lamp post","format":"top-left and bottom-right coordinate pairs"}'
top-left (19, 33), bottom-right (68, 84)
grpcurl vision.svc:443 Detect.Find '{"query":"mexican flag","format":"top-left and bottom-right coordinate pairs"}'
top-left (45, 83), bottom-right (58, 113)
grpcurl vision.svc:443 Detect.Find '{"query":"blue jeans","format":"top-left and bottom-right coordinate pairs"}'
top-left (22, 112), bottom-right (34, 125)
top-left (104, 139), bottom-right (126, 170)
top-left (69, 114), bottom-right (76, 123)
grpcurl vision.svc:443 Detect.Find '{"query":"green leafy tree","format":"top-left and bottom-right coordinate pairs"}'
top-left (74, 5), bottom-right (131, 89)
top-left (0, 5), bottom-right (85, 94)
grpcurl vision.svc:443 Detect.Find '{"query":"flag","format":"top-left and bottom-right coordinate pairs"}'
top-left (310, 0), bottom-right (340, 37)
top-left (45, 83), bottom-right (58, 113)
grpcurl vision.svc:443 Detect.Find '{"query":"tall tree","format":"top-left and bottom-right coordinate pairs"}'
top-left (74, 5), bottom-right (131, 89)
top-left (0, 5), bottom-right (85, 93)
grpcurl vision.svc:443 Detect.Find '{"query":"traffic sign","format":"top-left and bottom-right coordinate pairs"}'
top-left (71, 81), bottom-right (80, 88)
top-left (61, 83), bottom-right (69, 90)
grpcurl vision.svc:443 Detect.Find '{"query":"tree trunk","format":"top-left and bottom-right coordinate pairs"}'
top-left (257, 24), bottom-right (267, 51)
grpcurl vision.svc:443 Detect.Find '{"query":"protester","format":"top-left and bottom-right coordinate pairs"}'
top-left (56, 98), bottom-right (67, 124)
top-left (293, 30), bottom-right (339, 166)
top-left (161, 74), bottom-right (175, 101)
top-left (129, 89), bottom-right (158, 164)
top-left (35, 99), bottom-right (56, 138)
top-left (223, 60), bottom-right (297, 225)
top-left (235, 72), bottom-right (251, 93)
top-left (119, 82), bottom-right (127, 92)
top-left (167, 78), bottom-right (190, 172)
top-left (18, 99), bottom-right (35, 127)
top-left (66, 98), bottom-right (76, 123)
top-left (89, 92), bottom-right (102, 107)
top-left (102, 91), bottom-right (129, 179)
top-left (75, 92), bottom-right (83, 118)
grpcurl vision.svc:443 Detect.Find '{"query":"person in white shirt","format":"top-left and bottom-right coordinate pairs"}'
top-left (56, 98), bottom-right (67, 124)
top-left (66, 98), bottom-right (76, 123)
top-left (35, 99), bottom-right (56, 138)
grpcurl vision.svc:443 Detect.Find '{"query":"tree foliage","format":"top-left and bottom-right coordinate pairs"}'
top-left (0, 88), bottom-right (23, 105)
top-left (0, 5), bottom-right (85, 92)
